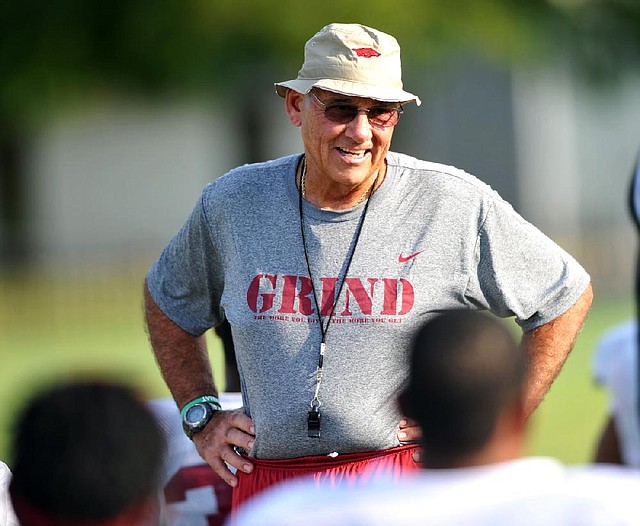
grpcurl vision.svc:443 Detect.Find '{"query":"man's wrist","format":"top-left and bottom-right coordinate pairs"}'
top-left (181, 395), bottom-right (222, 440)
top-left (180, 395), bottom-right (222, 419)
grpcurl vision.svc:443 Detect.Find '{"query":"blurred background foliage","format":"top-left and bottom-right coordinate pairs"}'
top-left (1, 0), bottom-right (639, 127)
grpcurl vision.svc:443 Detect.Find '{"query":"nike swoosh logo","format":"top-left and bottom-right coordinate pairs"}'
top-left (398, 250), bottom-right (426, 263)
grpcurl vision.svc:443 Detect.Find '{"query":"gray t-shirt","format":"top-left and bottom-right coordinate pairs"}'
top-left (147, 152), bottom-right (590, 459)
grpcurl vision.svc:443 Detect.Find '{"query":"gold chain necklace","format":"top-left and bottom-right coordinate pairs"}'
top-left (301, 157), bottom-right (376, 206)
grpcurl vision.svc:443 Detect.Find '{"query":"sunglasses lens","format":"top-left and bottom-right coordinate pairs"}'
top-left (368, 109), bottom-right (397, 127)
top-left (314, 94), bottom-right (401, 128)
top-left (324, 105), bottom-right (359, 124)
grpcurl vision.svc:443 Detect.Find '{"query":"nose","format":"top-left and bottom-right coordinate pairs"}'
top-left (345, 111), bottom-right (373, 142)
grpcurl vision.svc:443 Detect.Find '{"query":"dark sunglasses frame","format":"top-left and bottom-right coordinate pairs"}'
top-left (309, 91), bottom-right (403, 128)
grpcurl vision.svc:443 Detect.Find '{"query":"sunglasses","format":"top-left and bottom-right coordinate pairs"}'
top-left (309, 91), bottom-right (403, 128)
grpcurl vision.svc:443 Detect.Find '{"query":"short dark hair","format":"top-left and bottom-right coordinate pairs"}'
top-left (9, 380), bottom-right (165, 522)
top-left (402, 310), bottom-right (526, 459)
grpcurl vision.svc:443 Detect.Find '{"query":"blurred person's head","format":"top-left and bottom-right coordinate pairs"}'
top-left (9, 379), bottom-right (165, 526)
top-left (400, 310), bottom-right (528, 469)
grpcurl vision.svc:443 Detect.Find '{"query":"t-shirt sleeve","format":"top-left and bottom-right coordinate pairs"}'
top-left (146, 190), bottom-right (224, 335)
top-left (464, 198), bottom-right (591, 332)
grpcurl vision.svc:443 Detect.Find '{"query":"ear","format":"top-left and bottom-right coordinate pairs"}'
top-left (284, 89), bottom-right (304, 127)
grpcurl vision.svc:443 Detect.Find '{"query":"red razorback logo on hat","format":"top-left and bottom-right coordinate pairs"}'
top-left (353, 48), bottom-right (381, 58)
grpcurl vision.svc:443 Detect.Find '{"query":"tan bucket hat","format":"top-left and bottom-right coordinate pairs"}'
top-left (275, 23), bottom-right (421, 105)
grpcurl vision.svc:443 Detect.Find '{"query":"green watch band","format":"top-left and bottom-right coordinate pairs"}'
top-left (180, 395), bottom-right (221, 419)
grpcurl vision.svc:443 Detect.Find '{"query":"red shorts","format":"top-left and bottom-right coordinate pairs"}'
top-left (231, 444), bottom-right (420, 512)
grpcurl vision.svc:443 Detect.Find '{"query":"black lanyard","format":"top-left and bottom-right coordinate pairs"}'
top-left (298, 156), bottom-right (378, 438)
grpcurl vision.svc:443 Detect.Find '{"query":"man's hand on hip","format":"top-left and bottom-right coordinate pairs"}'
top-left (398, 416), bottom-right (422, 463)
top-left (193, 408), bottom-right (255, 487)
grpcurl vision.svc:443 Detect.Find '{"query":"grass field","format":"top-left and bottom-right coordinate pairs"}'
top-left (0, 268), bottom-right (633, 466)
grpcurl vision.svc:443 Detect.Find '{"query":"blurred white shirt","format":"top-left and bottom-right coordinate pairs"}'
top-left (592, 319), bottom-right (640, 468)
top-left (0, 461), bottom-right (18, 526)
top-left (230, 457), bottom-right (640, 526)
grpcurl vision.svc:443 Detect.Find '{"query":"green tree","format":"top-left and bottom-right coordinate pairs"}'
top-left (1, 0), bottom-right (638, 264)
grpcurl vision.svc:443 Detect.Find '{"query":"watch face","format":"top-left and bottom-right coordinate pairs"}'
top-left (186, 404), bottom-right (207, 424)
top-left (182, 401), bottom-right (217, 439)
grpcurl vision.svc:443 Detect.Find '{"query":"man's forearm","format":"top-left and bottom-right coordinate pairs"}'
top-left (144, 281), bottom-right (255, 487)
top-left (143, 282), bottom-right (218, 407)
top-left (521, 283), bottom-right (593, 418)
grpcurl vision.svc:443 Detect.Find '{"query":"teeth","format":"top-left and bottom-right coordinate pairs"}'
top-left (338, 148), bottom-right (366, 157)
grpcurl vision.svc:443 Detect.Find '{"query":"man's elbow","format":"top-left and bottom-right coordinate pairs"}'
top-left (575, 281), bottom-right (594, 319)
top-left (556, 280), bottom-right (593, 338)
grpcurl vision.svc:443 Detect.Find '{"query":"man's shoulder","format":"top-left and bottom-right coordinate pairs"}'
top-left (233, 460), bottom-right (640, 526)
top-left (201, 155), bottom-right (298, 195)
top-left (216, 155), bottom-right (298, 184)
top-left (195, 155), bottom-right (299, 213)
top-left (563, 465), bottom-right (640, 519)
top-left (567, 464), bottom-right (640, 487)
top-left (230, 459), bottom-right (561, 526)
top-left (387, 152), bottom-right (500, 199)
top-left (387, 151), bottom-right (466, 176)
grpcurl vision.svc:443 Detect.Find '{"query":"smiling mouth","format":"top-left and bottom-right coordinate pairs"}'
top-left (337, 147), bottom-right (369, 158)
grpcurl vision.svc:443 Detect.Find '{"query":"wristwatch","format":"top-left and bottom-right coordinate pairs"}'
top-left (181, 401), bottom-right (219, 439)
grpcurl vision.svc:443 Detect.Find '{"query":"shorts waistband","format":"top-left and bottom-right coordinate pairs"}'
top-left (247, 444), bottom-right (419, 471)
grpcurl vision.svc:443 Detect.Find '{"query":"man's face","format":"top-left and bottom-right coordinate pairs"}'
top-left (285, 88), bottom-right (398, 192)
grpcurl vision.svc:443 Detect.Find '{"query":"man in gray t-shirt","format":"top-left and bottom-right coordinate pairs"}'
top-left (144, 23), bottom-right (593, 509)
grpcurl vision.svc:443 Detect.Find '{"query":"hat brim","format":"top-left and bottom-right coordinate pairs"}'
top-left (275, 79), bottom-right (421, 106)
